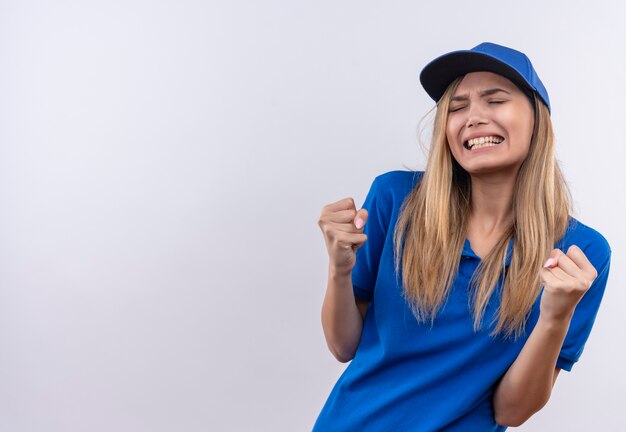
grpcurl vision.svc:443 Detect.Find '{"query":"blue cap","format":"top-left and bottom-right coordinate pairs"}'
top-left (419, 42), bottom-right (551, 114)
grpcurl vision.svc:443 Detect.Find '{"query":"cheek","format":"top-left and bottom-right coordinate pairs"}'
top-left (513, 106), bottom-right (534, 145)
top-left (445, 130), bottom-right (457, 155)
top-left (527, 118), bottom-right (535, 142)
top-left (445, 118), bottom-right (460, 144)
top-left (519, 118), bottom-right (534, 150)
top-left (445, 130), bottom-right (452, 147)
top-left (502, 110), bottom-right (533, 148)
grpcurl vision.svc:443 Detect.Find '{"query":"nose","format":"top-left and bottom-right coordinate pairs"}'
top-left (465, 103), bottom-right (488, 129)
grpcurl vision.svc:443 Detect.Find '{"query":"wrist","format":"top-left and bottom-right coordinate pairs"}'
top-left (329, 264), bottom-right (353, 281)
top-left (537, 312), bottom-right (573, 333)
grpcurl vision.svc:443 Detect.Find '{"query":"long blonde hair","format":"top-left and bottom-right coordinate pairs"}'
top-left (393, 77), bottom-right (572, 339)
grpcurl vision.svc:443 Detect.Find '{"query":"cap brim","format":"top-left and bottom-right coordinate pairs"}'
top-left (419, 50), bottom-right (535, 104)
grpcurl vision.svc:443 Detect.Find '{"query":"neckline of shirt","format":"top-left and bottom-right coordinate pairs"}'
top-left (462, 237), bottom-right (514, 266)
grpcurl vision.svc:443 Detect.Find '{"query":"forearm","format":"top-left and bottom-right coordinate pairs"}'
top-left (493, 313), bottom-right (572, 427)
top-left (321, 264), bottom-right (364, 363)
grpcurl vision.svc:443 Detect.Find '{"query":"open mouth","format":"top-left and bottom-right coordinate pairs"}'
top-left (463, 135), bottom-right (505, 150)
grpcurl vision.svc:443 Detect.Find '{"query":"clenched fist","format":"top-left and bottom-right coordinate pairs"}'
top-left (539, 245), bottom-right (598, 323)
top-left (318, 198), bottom-right (369, 276)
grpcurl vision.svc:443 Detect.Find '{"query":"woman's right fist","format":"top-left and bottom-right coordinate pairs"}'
top-left (317, 198), bottom-right (369, 275)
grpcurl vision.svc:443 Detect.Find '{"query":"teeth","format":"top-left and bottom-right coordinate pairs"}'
top-left (468, 136), bottom-right (503, 146)
top-left (466, 135), bottom-right (504, 149)
top-left (471, 142), bottom-right (498, 149)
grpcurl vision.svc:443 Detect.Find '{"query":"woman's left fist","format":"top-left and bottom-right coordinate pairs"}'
top-left (539, 245), bottom-right (598, 323)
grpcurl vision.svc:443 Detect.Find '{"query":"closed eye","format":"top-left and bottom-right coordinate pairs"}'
top-left (488, 100), bottom-right (506, 104)
top-left (449, 105), bottom-right (466, 113)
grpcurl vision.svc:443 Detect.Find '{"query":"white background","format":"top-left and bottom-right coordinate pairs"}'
top-left (0, 1), bottom-right (624, 431)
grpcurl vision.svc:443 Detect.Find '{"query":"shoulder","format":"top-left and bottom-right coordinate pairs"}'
top-left (362, 170), bottom-right (423, 228)
top-left (558, 216), bottom-right (612, 267)
top-left (373, 169), bottom-right (424, 185)
top-left (370, 170), bottom-right (424, 199)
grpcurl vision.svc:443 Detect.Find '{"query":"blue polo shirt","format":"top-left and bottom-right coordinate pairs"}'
top-left (313, 170), bottom-right (611, 432)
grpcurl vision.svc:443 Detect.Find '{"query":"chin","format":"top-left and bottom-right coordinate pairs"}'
top-left (463, 161), bottom-right (523, 177)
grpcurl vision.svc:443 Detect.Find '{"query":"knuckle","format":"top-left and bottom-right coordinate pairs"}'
top-left (575, 279), bottom-right (589, 291)
top-left (334, 231), bottom-right (346, 243)
top-left (336, 236), bottom-right (351, 250)
top-left (568, 244), bottom-right (581, 254)
top-left (324, 226), bottom-right (335, 239)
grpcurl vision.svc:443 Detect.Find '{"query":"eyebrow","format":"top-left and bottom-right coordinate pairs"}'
top-left (451, 88), bottom-right (511, 102)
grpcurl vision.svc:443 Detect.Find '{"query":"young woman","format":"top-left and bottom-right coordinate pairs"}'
top-left (315, 42), bottom-right (611, 431)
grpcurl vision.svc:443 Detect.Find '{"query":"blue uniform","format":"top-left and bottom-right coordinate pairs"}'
top-left (313, 170), bottom-right (611, 432)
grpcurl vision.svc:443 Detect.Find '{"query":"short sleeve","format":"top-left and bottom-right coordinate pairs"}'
top-left (351, 175), bottom-right (392, 302)
top-left (556, 249), bottom-right (612, 371)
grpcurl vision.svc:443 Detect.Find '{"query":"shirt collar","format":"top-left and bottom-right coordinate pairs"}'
top-left (462, 237), bottom-right (514, 267)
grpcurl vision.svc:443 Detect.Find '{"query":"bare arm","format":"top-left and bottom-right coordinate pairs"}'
top-left (493, 315), bottom-right (567, 427)
top-left (494, 245), bottom-right (598, 427)
top-left (321, 265), bottom-right (369, 362)
top-left (317, 197), bottom-right (370, 363)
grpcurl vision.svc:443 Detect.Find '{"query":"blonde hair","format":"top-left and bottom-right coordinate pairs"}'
top-left (393, 77), bottom-right (572, 339)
